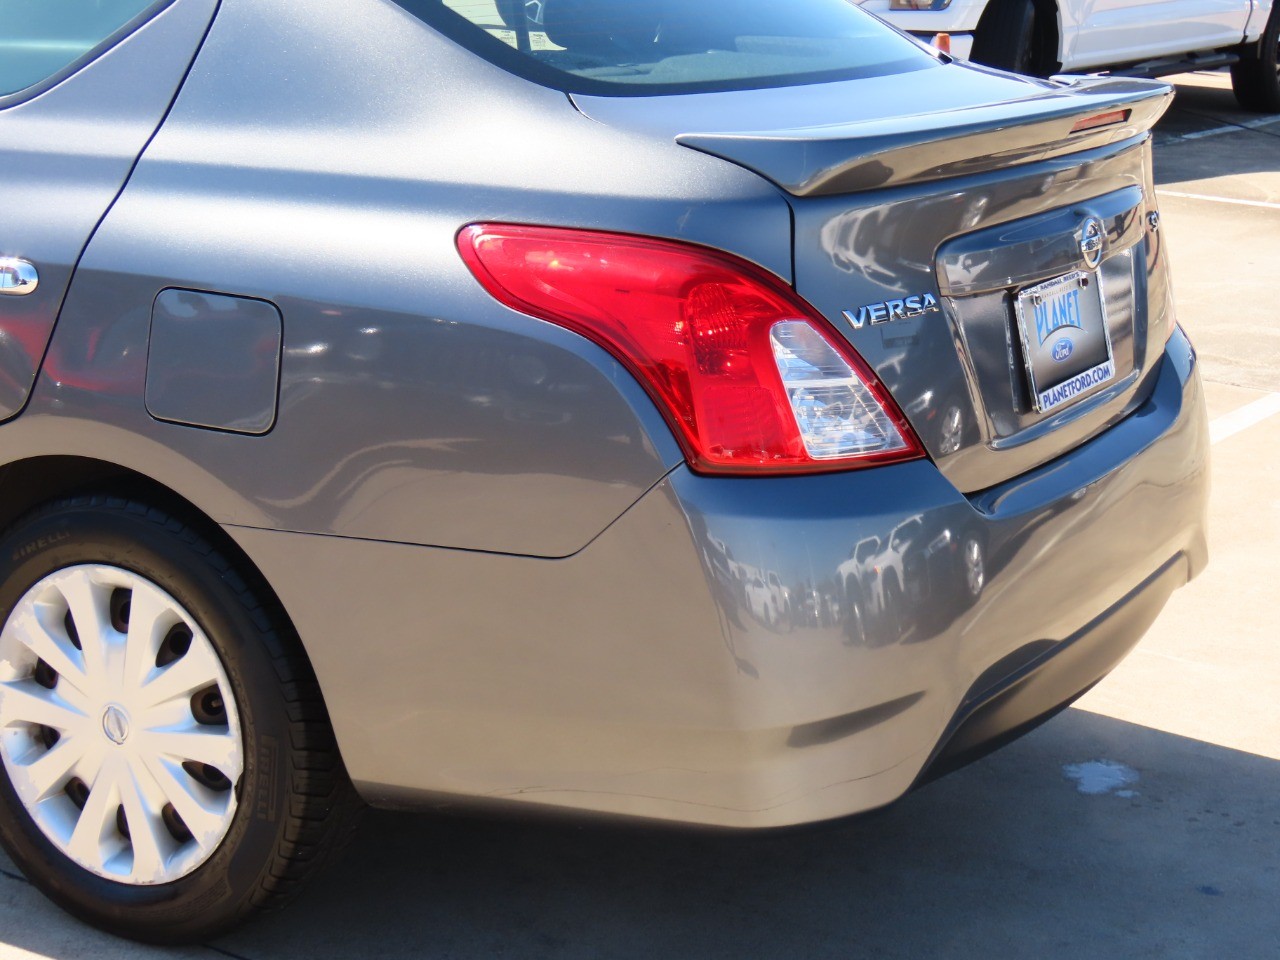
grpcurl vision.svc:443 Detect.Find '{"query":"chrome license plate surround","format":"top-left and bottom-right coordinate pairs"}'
top-left (1014, 270), bottom-right (1116, 414)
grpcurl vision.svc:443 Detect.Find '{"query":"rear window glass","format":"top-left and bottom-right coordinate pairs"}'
top-left (0, 0), bottom-right (165, 98)
top-left (391, 0), bottom-right (937, 96)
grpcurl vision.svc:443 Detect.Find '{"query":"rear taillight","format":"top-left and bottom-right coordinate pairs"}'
top-left (457, 224), bottom-right (924, 475)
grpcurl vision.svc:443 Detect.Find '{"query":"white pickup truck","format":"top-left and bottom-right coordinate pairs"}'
top-left (857, 0), bottom-right (1280, 111)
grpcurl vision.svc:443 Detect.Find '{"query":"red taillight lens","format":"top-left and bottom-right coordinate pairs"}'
top-left (457, 224), bottom-right (924, 475)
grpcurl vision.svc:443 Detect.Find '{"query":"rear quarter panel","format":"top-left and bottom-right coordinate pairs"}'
top-left (22, 0), bottom-right (795, 558)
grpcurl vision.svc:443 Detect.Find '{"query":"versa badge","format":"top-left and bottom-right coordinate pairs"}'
top-left (843, 292), bottom-right (940, 329)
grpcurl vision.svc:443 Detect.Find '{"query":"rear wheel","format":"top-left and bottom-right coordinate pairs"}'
top-left (971, 0), bottom-right (1037, 74)
top-left (1231, 7), bottom-right (1280, 113)
top-left (0, 496), bottom-right (361, 943)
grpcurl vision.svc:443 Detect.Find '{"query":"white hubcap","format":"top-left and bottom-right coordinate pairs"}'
top-left (0, 565), bottom-right (243, 884)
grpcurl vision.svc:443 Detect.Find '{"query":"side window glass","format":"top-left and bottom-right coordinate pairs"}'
top-left (0, 0), bottom-right (163, 98)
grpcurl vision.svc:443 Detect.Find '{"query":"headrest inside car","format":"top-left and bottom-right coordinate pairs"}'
top-left (540, 0), bottom-right (660, 54)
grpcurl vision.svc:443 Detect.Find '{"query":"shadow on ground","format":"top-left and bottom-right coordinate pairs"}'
top-left (1168, 76), bottom-right (1257, 122)
top-left (1, 710), bottom-right (1276, 958)
top-left (204, 709), bottom-right (1280, 959)
top-left (1155, 76), bottom-right (1280, 184)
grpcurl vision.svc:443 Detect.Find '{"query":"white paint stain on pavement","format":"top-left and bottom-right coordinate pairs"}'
top-left (1063, 760), bottom-right (1140, 796)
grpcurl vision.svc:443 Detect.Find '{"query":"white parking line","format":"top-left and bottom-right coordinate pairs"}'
top-left (1171, 116), bottom-right (1280, 141)
top-left (1209, 392), bottom-right (1280, 445)
top-left (1158, 189), bottom-right (1280, 211)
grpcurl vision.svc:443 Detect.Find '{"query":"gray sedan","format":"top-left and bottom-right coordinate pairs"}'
top-left (0, 0), bottom-right (1208, 944)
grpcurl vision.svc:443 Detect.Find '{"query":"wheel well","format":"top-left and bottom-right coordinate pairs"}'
top-left (0, 456), bottom-right (200, 536)
top-left (0, 456), bottom-right (296, 647)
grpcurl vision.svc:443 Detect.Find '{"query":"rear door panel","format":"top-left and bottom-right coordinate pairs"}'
top-left (0, 0), bottom-right (217, 420)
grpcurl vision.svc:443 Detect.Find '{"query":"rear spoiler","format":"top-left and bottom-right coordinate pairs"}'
top-left (676, 76), bottom-right (1173, 196)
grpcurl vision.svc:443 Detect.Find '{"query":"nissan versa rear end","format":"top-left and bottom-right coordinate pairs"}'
top-left (0, 0), bottom-right (1208, 943)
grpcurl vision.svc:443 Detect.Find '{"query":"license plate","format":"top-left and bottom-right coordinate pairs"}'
top-left (1014, 270), bottom-right (1115, 413)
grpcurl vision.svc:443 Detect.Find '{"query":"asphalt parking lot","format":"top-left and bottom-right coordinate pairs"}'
top-left (2, 71), bottom-right (1278, 960)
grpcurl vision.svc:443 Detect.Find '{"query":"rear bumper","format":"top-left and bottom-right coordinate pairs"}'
top-left (232, 329), bottom-right (1207, 829)
top-left (643, 327), bottom-right (1205, 826)
top-left (915, 551), bottom-right (1189, 786)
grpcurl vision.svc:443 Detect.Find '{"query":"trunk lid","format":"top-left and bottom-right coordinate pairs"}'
top-left (573, 65), bottom-right (1175, 492)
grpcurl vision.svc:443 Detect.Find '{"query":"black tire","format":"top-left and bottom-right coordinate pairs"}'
top-left (0, 496), bottom-right (361, 943)
top-left (1231, 6), bottom-right (1280, 113)
top-left (971, 0), bottom-right (1037, 74)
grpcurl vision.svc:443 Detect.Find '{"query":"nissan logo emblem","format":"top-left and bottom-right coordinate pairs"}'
top-left (1079, 216), bottom-right (1105, 270)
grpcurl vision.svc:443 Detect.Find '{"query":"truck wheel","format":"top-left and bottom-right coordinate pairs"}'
top-left (971, 0), bottom-right (1037, 74)
top-left (1231, 6), bottom-right (1280, 113)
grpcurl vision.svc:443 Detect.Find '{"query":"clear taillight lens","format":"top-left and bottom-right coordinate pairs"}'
top-left (457, 224), bottom-right (924, 475)
top-left (769, 321), bottom-right (913, 460)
